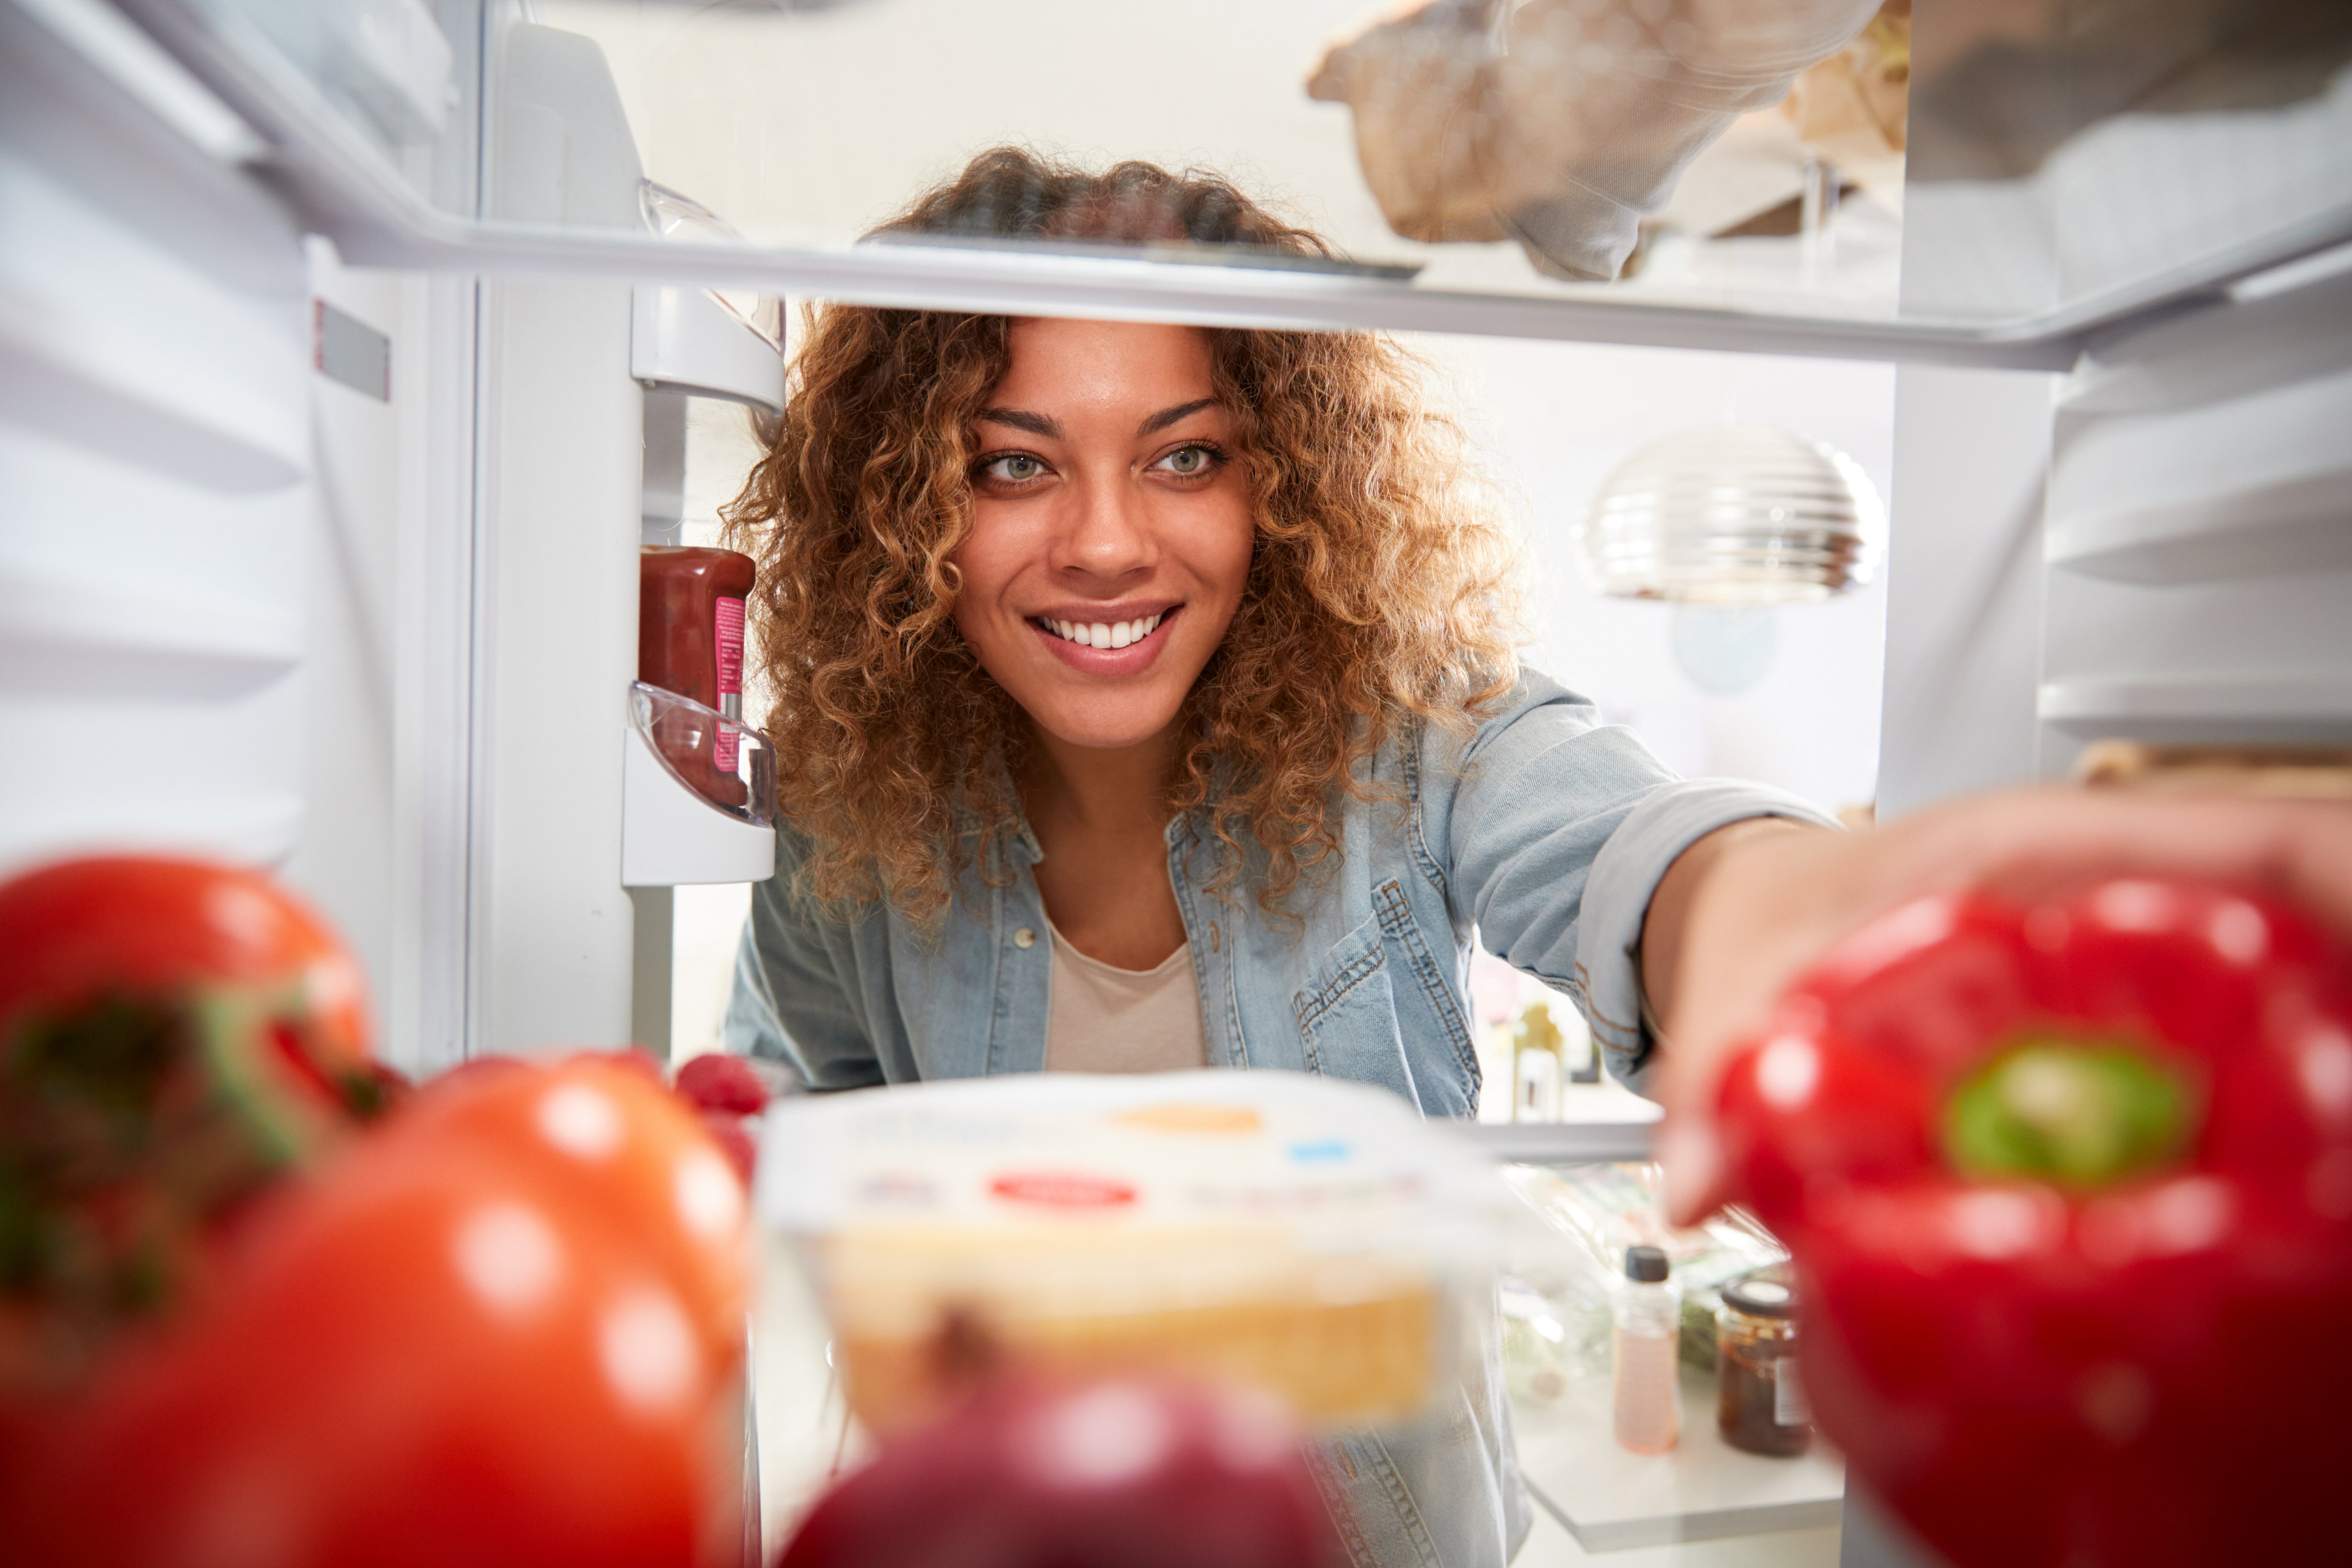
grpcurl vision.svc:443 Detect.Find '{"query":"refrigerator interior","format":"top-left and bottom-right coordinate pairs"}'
top-left (3, 2), bottom-right (2350, 1563)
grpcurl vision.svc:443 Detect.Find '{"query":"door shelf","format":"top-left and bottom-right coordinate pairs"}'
top-left (621, 682), bottom-right (775, 888)
top-left (2039, 673), bottom-right (2352, 744)
top-left (2045, 464), bottom-right (2352, 586)
top-left (630, 282), bottom-right (784, 413)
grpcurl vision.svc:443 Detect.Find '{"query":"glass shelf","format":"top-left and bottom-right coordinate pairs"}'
top-left (122, 0), bottom-right (2352, 366)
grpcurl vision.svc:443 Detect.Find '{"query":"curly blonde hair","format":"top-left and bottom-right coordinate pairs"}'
top-left (723, 147), bottom-right (1519, 927)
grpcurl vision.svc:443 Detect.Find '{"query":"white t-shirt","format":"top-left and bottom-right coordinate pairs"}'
top-left (1040, 913), bottom-right (1209, 1073)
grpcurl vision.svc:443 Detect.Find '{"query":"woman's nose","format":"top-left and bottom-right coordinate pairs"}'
top-left (1053, 468), bottom-right (1156, 578)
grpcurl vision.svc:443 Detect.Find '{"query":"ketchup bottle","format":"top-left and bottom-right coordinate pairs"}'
top-left (639, 546), bottom-right (756, 810)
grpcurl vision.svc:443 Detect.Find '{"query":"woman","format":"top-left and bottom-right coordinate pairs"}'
top-left (723, 149), bottom-right (2352, 1564)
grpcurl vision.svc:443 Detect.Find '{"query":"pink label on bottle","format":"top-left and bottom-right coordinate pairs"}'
top-left (715, 597), bottom-right (745, 700)
top-left (715, 597), bottom-right (745, 773)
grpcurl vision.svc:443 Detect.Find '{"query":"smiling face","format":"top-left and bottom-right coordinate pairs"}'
top-left (950, 319), bottom-right (1255, 753)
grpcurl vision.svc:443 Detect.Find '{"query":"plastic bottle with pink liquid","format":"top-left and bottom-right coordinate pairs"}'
top-left (1612, 1244), bottom-right (1681, 1454)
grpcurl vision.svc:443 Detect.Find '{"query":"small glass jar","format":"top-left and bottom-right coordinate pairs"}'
top-left (1717, 1267), bottom-right (1810, 1457)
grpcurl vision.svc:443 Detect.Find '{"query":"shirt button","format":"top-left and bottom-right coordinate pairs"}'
top-left (1013, 927), bottom-right (1037, 949)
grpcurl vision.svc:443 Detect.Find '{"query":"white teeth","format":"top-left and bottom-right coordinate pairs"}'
top-left (1040, 613), bottom-right (1168, 646)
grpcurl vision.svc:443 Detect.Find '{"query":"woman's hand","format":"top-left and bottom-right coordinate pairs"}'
top-left (1651, 790), bottom-right (2352, 1225)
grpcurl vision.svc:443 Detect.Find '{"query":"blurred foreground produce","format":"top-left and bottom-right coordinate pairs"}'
top-left (672, 1051), bottom-right (784, 1182)
top-left (0, 857), bottom-right (394, 1406)
top-left (6, 1053), bottom-right (750, 1567)
top-left (1716, 878), bottom-right (2352, 1567)
top-left (778, 1374), bottom-right (1343, 1568)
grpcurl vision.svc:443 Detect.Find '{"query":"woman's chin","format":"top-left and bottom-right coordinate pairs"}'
top-left (1022, 690), bottom-right (1187, 755)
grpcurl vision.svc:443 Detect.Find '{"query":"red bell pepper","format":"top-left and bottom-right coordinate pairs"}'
top-left (1715, 877), bottom-right (2352, 1568)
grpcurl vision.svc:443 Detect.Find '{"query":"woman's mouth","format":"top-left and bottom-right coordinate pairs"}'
top-left (1028, 606), bottom-right (1178, 672)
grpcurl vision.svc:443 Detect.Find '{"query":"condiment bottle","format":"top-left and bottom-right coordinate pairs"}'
top-left (1717, 1267), bottom-right (1811, 1456)
top-left (1512, 1001), bottom-right (1565, 1122)
top-left (639, 545), bottom-right (755, 715)
top-left (639, 547), bottom-right (755, 808)
top-left (1612, 1244), bottom-right (1681, 1454)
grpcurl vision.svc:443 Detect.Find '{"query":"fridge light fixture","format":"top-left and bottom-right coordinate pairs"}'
top-left (1575, 424), bottom-right (1885, 604)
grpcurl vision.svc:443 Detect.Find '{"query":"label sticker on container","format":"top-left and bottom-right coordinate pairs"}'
top-left (988, 1172), bottom-right (1139, 1209)
top-left (1111, 1104), bottom-right (1263, 1136)
top-left (1776, 1356), bottom-right (1809, 1427)
top-left (715, 597), bottom-right (745, 771)
top-left (715, 597), bottom-right (746, 696)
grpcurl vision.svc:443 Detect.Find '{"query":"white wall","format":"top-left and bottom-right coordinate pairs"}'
top-left (1418, 335), bottom-right (1892, 811)
top-left (1875, 365), bottom-right (2056, 819)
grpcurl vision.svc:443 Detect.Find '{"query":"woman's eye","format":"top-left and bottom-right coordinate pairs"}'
top-left (1156, 444), bottom-right (1216, 477)
top-left (981, 453), bottom-right (1046, 483)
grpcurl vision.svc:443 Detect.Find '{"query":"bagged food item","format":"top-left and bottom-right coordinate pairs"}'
top-left (1499, 1162), bottom-right (1786, 1376)
top-left (756, 1071), bottom-right (1506, 1435)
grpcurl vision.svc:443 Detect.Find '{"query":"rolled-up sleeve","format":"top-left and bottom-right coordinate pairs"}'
top-left (1440, 673), bottom-right (1836, 1096)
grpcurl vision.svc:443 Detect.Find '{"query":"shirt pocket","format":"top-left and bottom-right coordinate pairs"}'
top-left (1292, 913), bottom-right (1422, 1110)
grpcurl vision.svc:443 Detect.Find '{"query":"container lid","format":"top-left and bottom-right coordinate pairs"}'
top-left (1624, 1244), bottom-right (1670, 1283)
top-left (1722, 1267), bottom-right (1799, 1318)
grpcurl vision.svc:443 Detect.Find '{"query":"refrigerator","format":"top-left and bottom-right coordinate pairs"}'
top-left (3, 1), bottom-right (2347, 1561)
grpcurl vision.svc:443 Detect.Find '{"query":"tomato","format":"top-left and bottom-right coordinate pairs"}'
top-left (12, 1080), bottom-right (745, 1567)
top-left (674, 1053), bottom-right (772, 1117)
top-left (386, 1056), bottom-right (750, 1364)
top-left (0, 856), bottom-right (369, 1060)
top-left (0, 858), bottom-right (382, 1406)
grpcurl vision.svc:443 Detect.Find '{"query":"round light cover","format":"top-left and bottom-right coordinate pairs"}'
top-left (1576, 425), bottom-right (1884, 603)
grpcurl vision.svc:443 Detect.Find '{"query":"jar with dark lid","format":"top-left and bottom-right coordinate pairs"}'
top-left (1717, 1266), bottom-right (1810, 1457)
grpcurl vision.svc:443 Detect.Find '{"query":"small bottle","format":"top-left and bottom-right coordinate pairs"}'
top-left (1511, 1001), bottom-right (1564, 1122)
top-left (1612, 1244), bottom-right (1681, 1454)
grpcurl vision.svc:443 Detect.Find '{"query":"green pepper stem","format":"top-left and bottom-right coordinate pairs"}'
top-left (1944, 1040), bottom-right (2195, 1188)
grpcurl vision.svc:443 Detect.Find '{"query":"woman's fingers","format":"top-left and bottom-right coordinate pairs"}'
top-left (1653, 791), bottom-right (2352, 1227)
top-left (1654, 822), bottom-right (1864, 1223)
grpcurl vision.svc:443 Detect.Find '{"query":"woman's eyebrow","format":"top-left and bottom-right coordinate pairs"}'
top-left (977, 406), bottom-right (1061, 438)
top-left (1138, 397), bottom-right (1218, 436)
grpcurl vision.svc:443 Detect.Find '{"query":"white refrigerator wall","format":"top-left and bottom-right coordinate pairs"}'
top-left (1878, 215), bottom-right (2352, 814)
top-left (0, 1), bottom-right (485, 1078)
top-left (0, 2), bottom-right (311, 877)
top-left (2038, 273), bottom-right (2352, 764)
top-left (1, 2), bottom-right (660, 1071)
top-left (1874, 365), bottom-right (2057, 818)
top-left (470, 20), bottom-right (649, 1055)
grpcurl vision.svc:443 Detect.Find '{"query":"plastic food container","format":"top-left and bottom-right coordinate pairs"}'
top-left (754, 1070), bottom-right (1506, 1436)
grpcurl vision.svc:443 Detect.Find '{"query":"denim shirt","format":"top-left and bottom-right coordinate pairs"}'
top-left (726, 670), bottom-right (1831, 1565)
